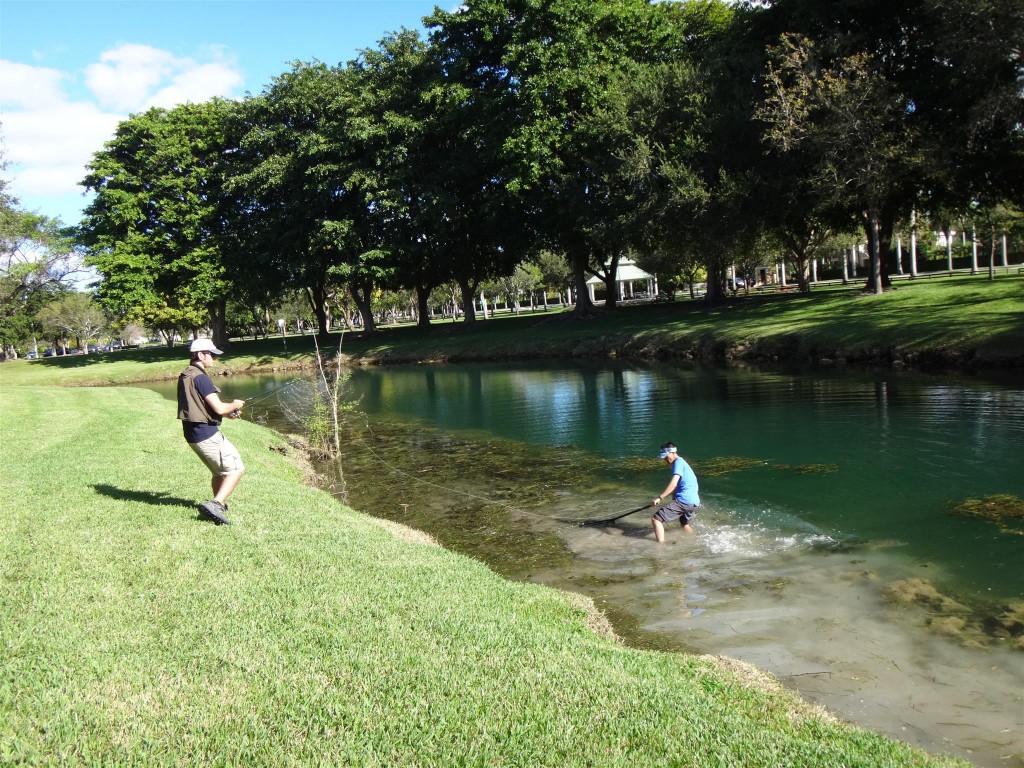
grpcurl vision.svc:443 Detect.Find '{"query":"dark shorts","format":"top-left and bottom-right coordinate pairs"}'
top-left (653, 500), bottom-right (699, 525)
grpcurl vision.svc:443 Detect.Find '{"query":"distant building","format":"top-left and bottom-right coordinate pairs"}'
top-left (585, 259), bottom-right (658, 303)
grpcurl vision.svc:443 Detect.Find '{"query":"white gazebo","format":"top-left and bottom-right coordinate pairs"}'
top-left (585, 259), bottom-right (657, 303)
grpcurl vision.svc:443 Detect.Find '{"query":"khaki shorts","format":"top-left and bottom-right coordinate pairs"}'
top-left (188, 432), bottom-right (245, 477)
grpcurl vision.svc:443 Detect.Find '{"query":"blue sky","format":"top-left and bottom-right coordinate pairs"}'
top-left (0, 0), bottom-right (446, 225)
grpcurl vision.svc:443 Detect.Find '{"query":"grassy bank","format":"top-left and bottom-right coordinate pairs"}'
top-left (0, 384), bottom-right (968, 766)
top-left (3, 274), bottom-right (1022, 390)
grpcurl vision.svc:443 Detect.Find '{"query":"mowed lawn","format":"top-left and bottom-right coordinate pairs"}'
top-left (0, 384), bottom-right (967, 766)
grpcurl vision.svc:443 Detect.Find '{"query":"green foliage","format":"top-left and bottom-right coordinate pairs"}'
top-left (227, 62), bottom-right (388, 335)
top-left (34, 292), bottom-right (106, 350)
top-left (73, 0), bottom-right (1023, 332)
top-left (0, 158), bottom-right (79, 351)
top-left (755, 0), bottom-right (1024, 291)
top-left (78, 101), bottom-right (237, 344)
top-left (304, 385), bottom-right (334, 458)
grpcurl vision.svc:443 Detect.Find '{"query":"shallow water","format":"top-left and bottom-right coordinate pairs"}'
top-left (144, 362), bottom-right (1024, 766)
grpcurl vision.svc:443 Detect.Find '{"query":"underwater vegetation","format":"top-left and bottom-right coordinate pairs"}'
top-left (691, 456), bottom-right (768, 476)
top-left (885, 577), bottom-right (1024, 650)
top-left (771, 463), bottom-right (839, 474)
top-left (949, 493), bottom-right (1024, 536)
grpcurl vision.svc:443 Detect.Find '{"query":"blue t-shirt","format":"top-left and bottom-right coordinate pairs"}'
top-left (182, 372), bottom-right (221, 444)
top-left (670, 456), bottom-right (700, 506)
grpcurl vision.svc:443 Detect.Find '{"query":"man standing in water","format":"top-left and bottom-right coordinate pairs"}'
top-left (650, 442), bottom-right (700, 542)
top-left (177, 338), bottom-right (245, 525)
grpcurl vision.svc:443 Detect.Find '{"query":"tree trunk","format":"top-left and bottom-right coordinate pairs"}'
top-left (864, 211), bottom-right (884, 295)
top-left (601, 253), bottom-right (621, 312)
top-left (208, 298), bottom-right (229, 349)
top-left (305, 285), bottom-right (331, 343)
top-left (349, 281), bottom-right (377, 335)
top-left (570, 249), bottom-right (596, 316)
top-left (457, 277), bottom-right (478, 324)
top-left (415, 285), bottom-right (432, 328)
top-left (704, 257), bottom-right (725, 304)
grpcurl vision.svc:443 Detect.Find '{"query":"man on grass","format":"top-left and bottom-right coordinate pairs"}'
top-left (650, 442), bottom-right (700, 542)
top-left (177, 338), bottom-right (246, 525)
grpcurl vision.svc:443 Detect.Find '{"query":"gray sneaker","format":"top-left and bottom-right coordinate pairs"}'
top-left (198, 499), bottom-right (230, 525)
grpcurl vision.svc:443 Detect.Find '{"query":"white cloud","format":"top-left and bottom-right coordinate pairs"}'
top-left (148, 60), bottom-right (245, 110)
top-left (2, 102), bottom-right (120, 192)
top-left (84, 43), bottom-right (243, 112)
top-left (84, 43), bottom-right (179, 112)
top-left (0, 44), bottom-right (245, 222)
top-left (0, 60), bottom-right (68, 109)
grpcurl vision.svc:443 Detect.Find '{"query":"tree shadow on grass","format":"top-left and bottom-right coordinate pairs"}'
top-left (92, 484), bottom-right (194, 509)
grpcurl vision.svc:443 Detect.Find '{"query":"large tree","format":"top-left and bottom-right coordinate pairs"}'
top-left (409, 11), bottom-right (537, 323)
top-left (79, 100), bottom-right (237, 346)
top-left (228, 63), bottom-right (386, 337)
top-left (755, 0), bottom-right (1023, 294)
top-left (0, 158), bottom-right (78, 355)
top-left (427, 0), bottom-right (685, 316)
top-left (345, 30), bottom-right (446, 327)
top-left (35, 292), bottom-right (106, 354)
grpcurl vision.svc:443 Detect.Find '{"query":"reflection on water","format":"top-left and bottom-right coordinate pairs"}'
top-left (140, 363), bottom-right (1024, 767)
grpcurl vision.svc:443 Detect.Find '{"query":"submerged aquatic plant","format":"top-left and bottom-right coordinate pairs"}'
top-left (884, 577), bottom-right (1024, 650)
top-left (772, 463), bottom-right (839, 474)
top-left (949, 494), bottom-right (1024, 536)
top-left (327, 420), bottom-right (580, 577)
top-left (692, 456), bottom-right (768, 476)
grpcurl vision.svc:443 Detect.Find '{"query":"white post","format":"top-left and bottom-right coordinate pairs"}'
top-left (480, 290), bottom-right (489, 320)
top-left (850, 246), bottom-right (858, 277)
top-left (947, 234), bottom-right (954, 274)
top-left (842, 247), bottom-right (850, 284)
top-left (811, 257), bottom-right (818, 283)
top-left (780, 260), bottom-right (787, 287)
top-left (895, 237), bottom-right (904, 274)
top-left (971, 226), bottom-right (979, 274)
top-left (1002, 233), bottom-right (1009, 268)
top-left (910, 210), bottom-right (918, 278)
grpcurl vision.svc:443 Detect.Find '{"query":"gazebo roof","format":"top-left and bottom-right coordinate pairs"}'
top-left (586, 260), bottom-right (654, 285)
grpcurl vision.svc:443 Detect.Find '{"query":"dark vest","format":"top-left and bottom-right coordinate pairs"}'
top-left (177, 364), bottom-right (221, 425)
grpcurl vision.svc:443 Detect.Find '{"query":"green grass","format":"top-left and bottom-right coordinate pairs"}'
top-left (4, 274), bottom-right (1020, 390)
top-left (0, 385), bottom-right (967, 766)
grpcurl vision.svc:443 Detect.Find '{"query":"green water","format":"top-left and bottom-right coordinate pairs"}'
top-left (339, 361), bottom-right (1024, 599)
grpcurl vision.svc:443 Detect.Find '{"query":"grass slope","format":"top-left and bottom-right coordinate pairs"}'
top-left (0, 386), bottom-right (965, 766)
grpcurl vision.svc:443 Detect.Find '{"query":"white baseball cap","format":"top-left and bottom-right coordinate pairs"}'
top-left (189, 338), bottom-right (223, 355)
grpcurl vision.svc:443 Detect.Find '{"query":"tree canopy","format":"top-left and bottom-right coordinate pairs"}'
top-left (65, 0), bottom-right (1022, 342)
